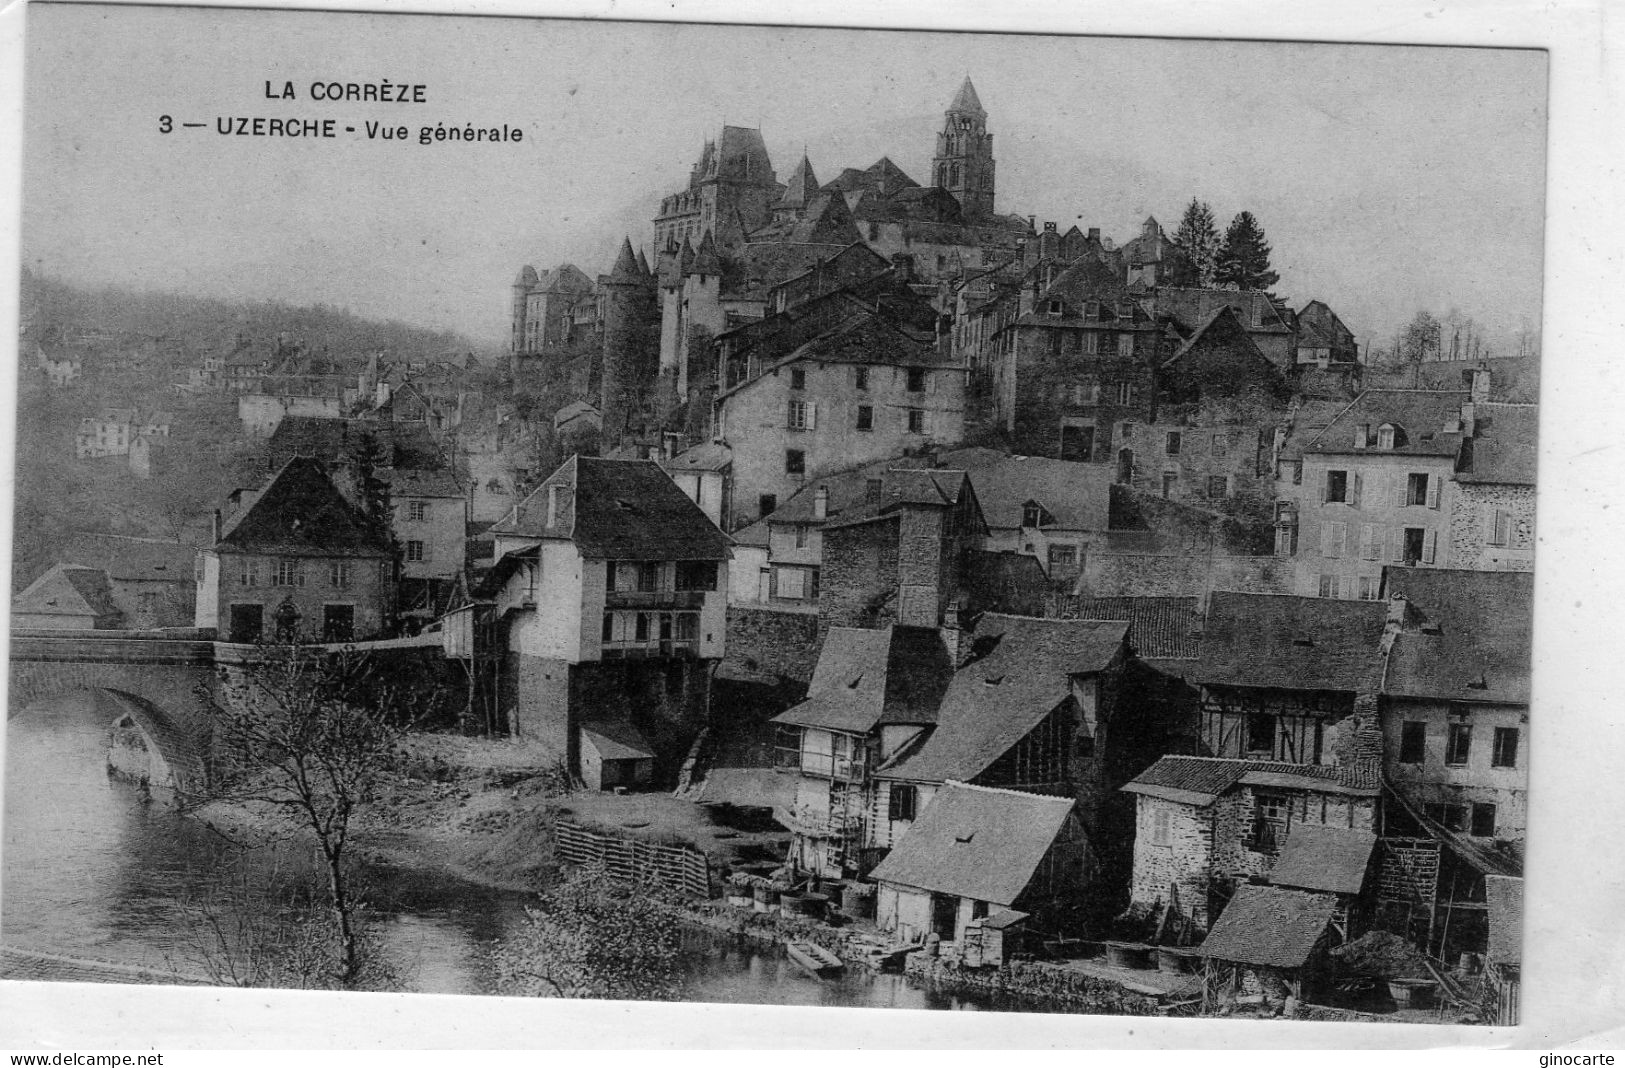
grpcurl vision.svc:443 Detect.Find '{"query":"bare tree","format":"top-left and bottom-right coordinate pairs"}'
top-left (196, 644), bottom-right (416, 985)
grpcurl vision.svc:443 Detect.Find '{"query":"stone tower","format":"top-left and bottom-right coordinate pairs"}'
top-left (598, 238), bottom-right (658, 449)
top-left (933, 77), bottom-right (996, 220)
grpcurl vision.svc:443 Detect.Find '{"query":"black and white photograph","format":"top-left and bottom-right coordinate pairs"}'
top-left (1, 0), bottom-right (1606, 1050)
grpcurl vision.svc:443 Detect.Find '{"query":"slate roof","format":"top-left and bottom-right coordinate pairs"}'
top-left (1457, 403), bottom-right (1538, 485)
top-left (1381, 568), bottom-right (1533, 704)
top-left (1484, 874), bottom-right (1524, 968)
top-left (216, 457), bottom-right (393, 558)
top-left (943, 449), bottom-right (1112, 532)
top-left (664, 440), bottom-right (732, 472)
top-left (58, 533), bottom-right (197, 584)
top-left (948, 77), bottom-right (985, 116)
top-left (1149, 288), bottom-right (1292, 335)
top-left (12, 564), bottom-right (122, 621)
top-left (877, 615), bottom-right (1127, 784)
top-left (1049, 596), bottom-right (1201, 659)
top-left (772, 625), bottom-right (953, 734)
top-left (580, 719), bottom-right (655, 761)
top-left (266, 416), bottom-right (446, 471)
top-left (1269, 825), bottom-right (1377, 895)
top-left (867, 782), bottom-right (1076, 906)
top-left (820, 469), bottom-right (976, 532)
top-left (1304, 390), bottom-right (1469, 458)
top-left (385, 466), bottom-right (465, 499)
top-left (487, 456), bottom-right (731, 561)
top-left (1199, 885), bottom-right (1337, 969)
top-left (1198, 592), bottom-right (1387, 694)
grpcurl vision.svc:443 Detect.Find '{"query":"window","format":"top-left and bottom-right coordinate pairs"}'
top-left (1247, 713), bottom-right (1276, 754)
top-left (1082, 333), bottom-right (1099, 355)
top-left (1165, 431), bottom-right (1182, 456)
top-left (1318, 573), bottom-right (1340, 599)
top-left (1400, 721), bottom-right (1427, 763)
top-left (1022, 501), bottom-right (1049, 528)
top-left (1360, 524), bottom-right (1382, 561)
top-left (1149, 806), bottom-right (1172, 846)
top-left (790, 367), bottom-right (806, 390)
top-left (1115, 382), bottom-right (1132, 405)
top-left (1404, 527), bottom-right (1427, 566)
top-left (405, 540), bottom-right (426, 563)
top-left (637, 561), bottom-right (661, 593)
top-left (329, 560), bottom-right (353, 589)
top-left (1118, 333), bottom-right (1134, 358)
top-left (239, 559), bottom-right (260, 587)
top-left (602, 613), bottom-right (614, 642)
top-left (855, 367), bottom-right (869, 391)
top-left (1377, 424), bottom-right (1396, 450)
top-left (758, 494), bottom-right (777, 517)
top-left (1251, 791), bottom-right (1288, 853)
top-left (1471, 803), bottom-right (1498, 838)
top-left (786, 399), bottom-right (815, 430)
top-left (1322, 520), bottom-right (1348, 559)
top-left (794, 524), bottom-right (809, 549)
top-left (856, 405), bottom-right (873, 431)
top-left (1161, 473), bottom-right (1176, 499)
top-left (775, 567), bottom-right (807, 600)
top-left (675, 612), bottom-right (699, 641)
top-left (1357, 575), bottom-right (1380, 601)
top-left (1212, 434), bottom-right (1229, 458)
top-left (407, 500), bottom-right (428, 522)
top-left (785, 449), bottom-right (805, 476)
top-left (1059, 423), bottom-right (1095, 462)
top-left (888, 784), bottom-right (918, 822)
top-left (274, 559), bottom-right (305, 587)
top-left (906, 368), bottom-right (926, 392)
top-left (1207, 475), bottom-right (1229, 499)
top-left (1446, 722), bottom-right (1472, 766)
top-left (1325, 470), bottom-right (1349, 503)
top-left (634, 613), bottom-right (650, 642)
top-left (1047, 544), bottom-right (1078, 570)
top-left (1120, 422), bottom-right (1135, 438)
top-left (1426, 803), bottom-right (1468, 832)
top-left (1047, 299), bottom-right (1063, 316)
top-left (1492, 727), bottom-right (1519, 768)
top-left (1488, 509), bottom-right (1513, 547)
top-left (1407, 473), bottom-right (1429, 506)
top-left (865, 478), bottom-right (883, 505)
top-left (229, 603), bottom-right (263, 643)
top-left (907, 409), bottom-right (926, 434)
top-left (1353, 423), bottom-right (1370, 449)
top-left (675, 561), bottom-right (717, 591)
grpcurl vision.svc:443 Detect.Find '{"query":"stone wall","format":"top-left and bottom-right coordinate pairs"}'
top-left (1450, 482), bottom-right (1536, 572)
top-left (1082, 551), bottom-right (1295, 598)
top-left (819, 518), bottom-right (900, 629)
top-left (905, 952), bottom-right (1167, 1015)
top-left (723, 605), bottom-right (821, 686)
top-left (1130, 796), bottom-right (1215, 931)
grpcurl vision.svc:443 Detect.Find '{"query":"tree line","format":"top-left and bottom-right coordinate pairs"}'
top-left (1173, 199), bottom-right (1279, 293)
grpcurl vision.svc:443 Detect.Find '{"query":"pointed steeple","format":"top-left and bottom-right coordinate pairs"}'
top-left (678, 236), bottom-right (696, 275)
top-left (635, 247), bottom-right (652, 278)
top-left (949, 76), bottom-right (985, 117)
top-left (608, 237), bottom-right (641, 282)
top-left (781, 153), bottom-right (819, 209)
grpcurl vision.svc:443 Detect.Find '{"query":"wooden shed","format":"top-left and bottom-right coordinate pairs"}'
top-left (579, 719), bottom-right (656, 791)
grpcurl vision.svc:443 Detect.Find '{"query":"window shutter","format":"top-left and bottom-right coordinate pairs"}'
top-left (1391, 528), bottom-right (1405, 564)
top-left (1340, 522), bottom-right (1352, 558)
top-left (806, 401), bottom-right (817, 430)
top-left (1394, 476), bottom-right (1408, 509)
top-left (1359, 524), bottom-right (1373, 560)
top-left (1351, 472), bottom-right (1363, 508)
top-left (1423, 529), bottom-right (1437, 564)
top-left (1426, 475), bottom-right (1440, 509)
top-left (1319, 474), bottom-right (1328, 505)
top-left (1320, 522), bottom-right (1333, 558)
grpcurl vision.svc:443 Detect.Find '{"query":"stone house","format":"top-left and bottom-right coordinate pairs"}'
top-left (194, 457), bottom-right (396, 643)
top-left (662, 440), bottom-right (732, 532)
top-left (58, 532), bottom-right (197, 628)
top-left (1196, 884), bottom-right (1340, 1004)
top-left (388, 466), bottom-right (469, 627)
top-left (1449, 402), bottom-right (1536, 572)
top-left (869, 782), bottom-right (1089, 945)
top-left (711, 305), bottom-right (967, 530)
top-left (75, 408), bottom-right (136, 458)
top-left (37, 344), bottom-right (83, 387)
top-left (477, 456), bottom-right (732, 785)
top-left (769, 625), bottom-right (955, 878)
top-left (1292, 389), bottom-right (1470, 599)
top-left (1380, 568), bottom-right (1532, 842)
top-left (1292, 300), bottom-right (1359, 368)
top-left (11, 564), bottom-right (125, 630)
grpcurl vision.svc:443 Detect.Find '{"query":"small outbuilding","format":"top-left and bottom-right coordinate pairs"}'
top-left (1198, 884), bottom-right (1338, 1006)
top-left (578, 719), bottom-right (656, 791)
top-left (1267, 824), bottom-right (1377, 939)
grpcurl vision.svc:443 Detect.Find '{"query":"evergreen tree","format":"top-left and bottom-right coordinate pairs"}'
top-left (1215, 211), bottom-right (1280, 292)
top-left (1174, 199), bottom-right (1221, 287)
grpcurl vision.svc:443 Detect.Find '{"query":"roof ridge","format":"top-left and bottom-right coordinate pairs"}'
top-left (941, 779), bottom-right (1073, 805)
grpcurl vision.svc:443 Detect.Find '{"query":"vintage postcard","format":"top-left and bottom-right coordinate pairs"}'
top-left (0, 0), bottom-right (1579, 1049)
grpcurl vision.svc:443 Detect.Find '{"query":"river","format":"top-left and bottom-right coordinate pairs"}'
top-left (2, 693), bottom-right (1038, 1011)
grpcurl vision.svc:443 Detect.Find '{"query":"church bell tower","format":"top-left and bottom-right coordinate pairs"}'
top-left (933, 77), bottom-right (996, 220)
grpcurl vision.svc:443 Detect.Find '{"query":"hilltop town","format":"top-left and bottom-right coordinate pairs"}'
top-left (15, 78), bottom-right (1533, 1021)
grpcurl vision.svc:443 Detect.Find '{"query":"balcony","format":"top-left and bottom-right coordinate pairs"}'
top-left (600, 638), bottom-right (700, 660)
top-left (605, 589), bottom-right (707, 610)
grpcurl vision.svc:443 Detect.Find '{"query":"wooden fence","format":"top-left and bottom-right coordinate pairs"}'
top-left (555, 821), bottom-right (712, 899)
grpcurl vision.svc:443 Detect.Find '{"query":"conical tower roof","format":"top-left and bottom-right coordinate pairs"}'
top-left (781, 153), bottom-right (819, 209)
top-left (948, 76), bottom-right (985, 117)
top-left (635, 247), bottom-right (652, 278)
top-left (607, 237), bottom-right (641, 282)
top-left (690, 231), bottom-right (722, 277)
top-left (678, 237), bottom-right (696, 274)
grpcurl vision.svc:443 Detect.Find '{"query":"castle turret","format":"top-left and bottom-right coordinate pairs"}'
top-left (933, 77), bottom-right (996, 220)
top-left (599, 238), bottom-right (658, 449)
top-left (511, 265), bottom-right (539, 357)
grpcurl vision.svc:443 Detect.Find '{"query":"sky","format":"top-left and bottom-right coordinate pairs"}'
top-left (20, 5), bottom-right (1548, 352)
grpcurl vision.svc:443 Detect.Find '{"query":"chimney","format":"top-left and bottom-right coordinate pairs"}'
top-left (890, 254), bottom-right (914, 282)
top-left (1460, 402), bottom-right (1477, 437)
top-left (212, 509), bottom-right (222, 543)
top-left (1470, 366), bottom-right (1492, 404)
top-left (813, 485), bottom-right (829, 520)
top-left (1087, 227), bottom-right (1100, 242)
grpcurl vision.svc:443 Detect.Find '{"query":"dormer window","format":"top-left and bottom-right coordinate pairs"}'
top-left (1048, 300), bottom-right (1064, 316)
top-left (1022, 501), bottom-right (1052, 528)
top-left (1354, 424), bottom-right (1369, 449)
top-left (1377, 423), bottom-right (1399, 450)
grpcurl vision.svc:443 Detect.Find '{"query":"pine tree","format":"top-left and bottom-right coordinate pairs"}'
top-left (1175, 199), bottom-right (1221, 287)
top-left (1215, 211), bottom-right (1280, 292)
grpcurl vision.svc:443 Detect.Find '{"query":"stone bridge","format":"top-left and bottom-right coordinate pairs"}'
top-left (8, 630), bottom-right (452, 794)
